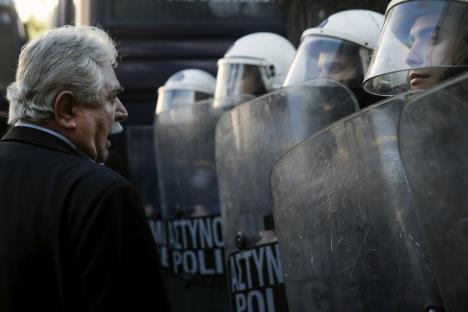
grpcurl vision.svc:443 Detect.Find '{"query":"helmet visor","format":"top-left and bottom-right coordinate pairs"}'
top-left (156, 89), bottom-right (211, 115)
top-left (284, 36), bottom-right (371, 88)
top-left (215, 63), bottom-right (268, 98)
top-left (364, 0), bottom-right (468, 96)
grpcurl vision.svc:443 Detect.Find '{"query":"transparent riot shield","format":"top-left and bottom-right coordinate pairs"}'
top-left (125, 126), bottom-right (168, 268)
top-left (399, 72), bottom-right (468, 312)
top-left (215, 80), bottom-right (358, 312)
top-left (154, 95), bottom-right (252, 312)
top-left (270, 93), bottom-right (442, 311)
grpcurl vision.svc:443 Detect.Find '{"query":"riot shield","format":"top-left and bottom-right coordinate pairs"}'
top-left (399, 72), bottom-right (468, 311)
top-left (215, 80), bottom-right (358, 312)
top-left (154, 95), bottom-right (252, 312)
top-left (125, 126), bottom-right (168, 268)
top-left (270, 93), bottom-right (442, 311)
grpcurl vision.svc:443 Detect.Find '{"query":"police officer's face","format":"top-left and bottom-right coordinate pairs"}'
top-left (406, 15), bottom-right (466, 90)
top-left (73, 64), bottom-right (128, 162)
top-left (238, 67), bottom-right (263, 95)
top-left (317, 51), bottom-right (358, 82)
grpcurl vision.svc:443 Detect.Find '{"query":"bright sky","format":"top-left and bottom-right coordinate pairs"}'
top-left (14, 0), bottom-right (58, 22)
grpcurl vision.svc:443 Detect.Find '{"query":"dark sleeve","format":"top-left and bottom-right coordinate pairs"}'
top-left (73, 182), bottom-right (170, 311)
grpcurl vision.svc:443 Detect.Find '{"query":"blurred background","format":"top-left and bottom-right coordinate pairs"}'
top-left (0, 0), bottom-right (388, 188)
top-left (1, 0), bottom-right (388, 126)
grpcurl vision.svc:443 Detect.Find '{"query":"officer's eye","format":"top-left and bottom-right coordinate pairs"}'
top-left (429, 32), bottom-right (440, 45)
top-left (408, 35), bottom-right (415, 48)
top-left (329, 63), bottom-right (344, 73)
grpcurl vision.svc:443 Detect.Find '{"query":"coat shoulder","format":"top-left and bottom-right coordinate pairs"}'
top-left (67, 158), bottom-right (132, 197)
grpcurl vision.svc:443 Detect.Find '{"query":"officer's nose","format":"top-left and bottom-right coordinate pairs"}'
top-left (114, 97), bottom-right (128, 122)
top-left (405, 41), bottom-right (426, 67)
top-left (318, 69), bottom-right (329, 79)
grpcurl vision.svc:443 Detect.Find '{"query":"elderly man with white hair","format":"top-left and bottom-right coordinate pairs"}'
top-left (0, 26), bottom-right (169, 311)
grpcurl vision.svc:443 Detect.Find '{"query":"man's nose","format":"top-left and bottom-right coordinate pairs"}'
top-left (114, 98), bottom-right (128, 122)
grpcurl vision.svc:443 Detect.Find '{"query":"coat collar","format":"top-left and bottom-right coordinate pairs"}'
top-left (0, 126), bottom-right (84, 158)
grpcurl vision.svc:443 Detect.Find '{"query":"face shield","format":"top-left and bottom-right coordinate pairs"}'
top-left (214, 59), bottom-right (269, 98)
top-left (364, 0), bottom-right (468, 96)
top-left (155, 88), bottom-right (212, 115)
top-left (284, 36), bottom-right (372, 88)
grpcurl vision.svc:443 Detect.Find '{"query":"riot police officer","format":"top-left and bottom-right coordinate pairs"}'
top-left (362, 0), bottom-right (468, 310)
top-left (214, 32), bottom-right (296, 102)
top-left (283, 9), bottom-right (384, 108)
top-left (214, 30), bottom-right (357, 311)
top-left (270, 1), bottom-right (468, 311)
top-left (363, 0), bottom-right (468, 95)
top-left (156, 69), bottom-right (216, 115)
top-left (153, 68), bottom-right (228, 312)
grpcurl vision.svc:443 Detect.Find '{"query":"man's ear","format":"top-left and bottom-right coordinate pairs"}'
top-left (54, 90), bottom-right (77, 129)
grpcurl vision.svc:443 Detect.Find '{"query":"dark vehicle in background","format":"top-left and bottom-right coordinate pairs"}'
top-left (55, 0), bottom-right (286, 172)
top-left (0, 0), bottom-right (26, 95)
top-left (55, 0), bottom-right (285, 125)
top-left (0, 0), bottom-right (26, 137)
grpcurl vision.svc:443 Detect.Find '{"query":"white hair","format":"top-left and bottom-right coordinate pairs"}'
top-left (6, 25), bottom-right (118, 125)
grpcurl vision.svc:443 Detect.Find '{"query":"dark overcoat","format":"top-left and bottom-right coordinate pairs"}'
top-left (0, 126), bottom-right (169, 311)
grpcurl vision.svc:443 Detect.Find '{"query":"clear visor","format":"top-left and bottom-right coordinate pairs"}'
top-left (155, 89), bottom-right (211, 115)
top-left (284, 36), bottom-right (371, 88)
top-left (214, 63), bottom-right (268, 98)
top-left (364, 0), bottom-right (468, 96)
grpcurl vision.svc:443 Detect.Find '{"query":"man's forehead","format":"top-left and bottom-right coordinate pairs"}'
top-left (101, 64), bottom-right (122, 93)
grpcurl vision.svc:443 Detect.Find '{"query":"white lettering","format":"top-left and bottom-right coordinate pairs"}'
top-left (187, 219), bottom-right (199, 248)
top-left (252, 247), bottom-right (265, 287)
top-left (230, 256), bottom-right (239, 292)
top-left (247, 290), bottom-right (265, 312)
top-left (233, 288), bottom-right (277, 312)
top-left (266, 244), bottom-right (284, 285)
top-left (266, 288), bottom-right (275, 312)
top-left (213, 217), bottom-right (224, 247)
top-left (182, 250), bottom-right (198, 273)
top-left (235, 253), bottom-right (246, 291)
top-left (235, 293), bottom-right (247, 312)
top-left (167, 217), bottom-right (226, 275)
top-left (242, 250), bottom-right (254, 289)
top-left (198, 249), bottom-right (215, 275)
top-left (199, 218), bottom-right (213, 248)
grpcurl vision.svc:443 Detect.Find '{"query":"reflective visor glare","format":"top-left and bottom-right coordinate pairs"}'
top-left (285, 36), bottom-right (370, 87)
top-left (364, 0), bottom-right (468, 96)
top-left (156, 90), bottom-right (210, 114)
top-left (215, 63), bottom-right (267, 98)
